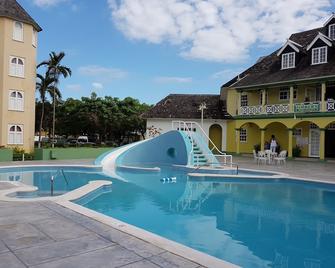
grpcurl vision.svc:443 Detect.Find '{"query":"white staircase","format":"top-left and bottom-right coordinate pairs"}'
top-left (172, 121), bottom-right (235, 169)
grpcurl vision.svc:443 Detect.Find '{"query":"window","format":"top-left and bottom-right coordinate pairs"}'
top-left (8, 125), bottom-right (23, 145)
top-left (312, 46), bottom-right (327, 65)
top-left (279, 88), bottom-right (289, 100)
top-left (293, 128), bottom-right (302, 137)
top-left (259, 90), bottom-right (268, 105)
top-left (240, 94), bottom-right (248, 107)
top-left (282, 52), bottom-right (295, 69)
top-left (13, 21), bottom-right (23, 41)
top-left (8, 90), bottom-right (24, 111)
top-left (32, 29), bottom-right (37, 47)
top-left (9, 57), bottom-right (25, 77)
top-left (329, 24), bottom-right (335, 40)
top-left (239, 129), bottom-right (247, 142)
top-left (279, 87), bottom-right (297, 101)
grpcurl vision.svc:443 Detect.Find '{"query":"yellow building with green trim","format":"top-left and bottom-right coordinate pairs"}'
top-left (222, 14), bottom-right (335, 160)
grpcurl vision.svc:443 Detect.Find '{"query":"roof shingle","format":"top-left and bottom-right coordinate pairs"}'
top-left (143, 94), bottom-right (231, 119)
top-left (0, 0), bottom-right (42, 31)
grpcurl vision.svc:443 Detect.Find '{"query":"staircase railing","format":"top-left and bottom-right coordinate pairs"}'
top-left (172, 120), bottom-right (226, 155)
top-left (171, 121), bottom-right (194, 165)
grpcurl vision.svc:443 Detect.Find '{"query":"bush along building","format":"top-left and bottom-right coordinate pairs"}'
top-left (0, 0), bottom-right (42, 152)
top-left (144, 13), bottom-right (335, 160)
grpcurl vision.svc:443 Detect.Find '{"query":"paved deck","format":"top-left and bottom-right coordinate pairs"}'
top-left (0, 197), bottom-right (204, 268)
top-left (234, 155), bottom-right (335, 182)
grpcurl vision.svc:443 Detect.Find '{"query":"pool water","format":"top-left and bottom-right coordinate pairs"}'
top-left (0, 167), bottom-right (110, 197)
top-left (77, 167), bottom-right (335, 268)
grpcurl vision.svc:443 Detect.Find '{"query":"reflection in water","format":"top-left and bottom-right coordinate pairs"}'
top-left (81, 168), bottom-right (335, 268)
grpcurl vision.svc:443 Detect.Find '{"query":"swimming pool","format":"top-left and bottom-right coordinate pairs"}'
top-left (1, 164), bottom-right (334, 267)
top-left (75, 167), bottom-right (335, 268)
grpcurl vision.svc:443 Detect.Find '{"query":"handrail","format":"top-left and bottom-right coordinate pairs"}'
top-left (172, 120), bottom-right (226, 156)
top-left (171, 121), bottom-right (194, 165)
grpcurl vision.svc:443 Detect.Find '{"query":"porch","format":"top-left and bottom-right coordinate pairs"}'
top-left (234, 117), bottom-right (335, 160)
top-left (237, 81), bottom-right (335, 116)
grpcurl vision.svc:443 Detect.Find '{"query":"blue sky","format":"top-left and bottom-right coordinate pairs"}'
top-left (21, 0), bottom-right (335, 104)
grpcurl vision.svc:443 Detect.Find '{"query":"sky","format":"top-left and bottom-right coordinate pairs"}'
top-left (20, 0), bottom-right (335, 104)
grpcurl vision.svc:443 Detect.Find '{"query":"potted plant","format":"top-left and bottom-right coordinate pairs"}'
top-left (292, 145), bottom-right (302, 157)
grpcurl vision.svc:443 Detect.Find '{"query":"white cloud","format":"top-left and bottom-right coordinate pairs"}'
top-left (33, 0), bottom-right (67, 7)
top-left (154, 76), bottom-right (192, 83)
top-left (92, 82), bottom-right (104, 90)
top-left (66, 84), bottom-right (82, 91)
top-left (78, 65), bottom-right (127, 81)
top-left (108, 0), bottom-right (331, 62)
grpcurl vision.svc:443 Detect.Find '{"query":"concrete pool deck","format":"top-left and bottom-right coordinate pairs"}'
top-left (0, 158), bottom-right (334, 267)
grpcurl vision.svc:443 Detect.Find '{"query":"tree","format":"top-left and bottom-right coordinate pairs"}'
top-left (38, 52), bottom-right (71, 147)
top-left (35, 74), bottom-right (60, 148)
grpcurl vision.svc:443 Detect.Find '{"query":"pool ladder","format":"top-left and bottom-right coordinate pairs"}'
top-left (50, 169), bottom-right (69, 196)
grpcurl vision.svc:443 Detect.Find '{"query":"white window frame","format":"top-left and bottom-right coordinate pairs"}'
top-left (8, 90), bottom-right (24, 111)
top-left (239, 128), bottom-right (247, 143)
top-left (329, 24), bottom-right (335, 40)
top-left (312, 46), bottom-right (327, 65)
top-left (281, 52), bottom-right (295, 69)
top-left (13, 21), bottom-right (23, 42)
top-left (8, 124), bottom-right (23, 145)
top-left (9, 56), bottom-right (25, 78)
top-left (279, 88), bottom-right (297, 101)
top-left (32, 29), bottom-right (37, 47)
top-left (240, 94), bottom-right (248, 107)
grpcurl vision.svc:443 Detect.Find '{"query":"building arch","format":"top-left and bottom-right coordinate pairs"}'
top-left (325, 121), bottom-right (335, 158)
top-left (209, 124), bottom-right (222, 153)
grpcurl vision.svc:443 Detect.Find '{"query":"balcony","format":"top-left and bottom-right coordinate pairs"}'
top-left (239, 100), bottom-right (335, 116)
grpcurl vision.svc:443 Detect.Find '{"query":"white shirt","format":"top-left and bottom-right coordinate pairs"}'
top-left (270, 139), bottom-right (277, 147)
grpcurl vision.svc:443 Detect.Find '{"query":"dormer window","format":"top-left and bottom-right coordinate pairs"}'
top-left (282, 52), bottom-right (295, 69)
top-left (329, 24), bottom-right (335, 40)
top-left (312, 46), bottom-right (327, 65)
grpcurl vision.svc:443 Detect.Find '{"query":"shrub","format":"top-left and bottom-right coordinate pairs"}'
top-left (253, 144), bottom-right (261, 153)
top-left (292, 145), bottom-right (302, 157)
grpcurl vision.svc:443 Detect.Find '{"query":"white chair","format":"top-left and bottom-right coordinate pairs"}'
top-left (265, 150), bottom-right (272, 164)
top-left (258, 151), bottom-right (267, 165)
top-left (274, 150), bottom-right (287, 165)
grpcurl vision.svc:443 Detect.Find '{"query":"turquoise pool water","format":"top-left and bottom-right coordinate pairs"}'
top-left (78, 167), bottom-right (335, 268)
top-left (0, 166), bottom-right (110, 197)
top-left (1, 165), bottom-right (334, 267)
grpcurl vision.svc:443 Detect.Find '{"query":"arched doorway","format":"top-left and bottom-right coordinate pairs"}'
top-left (209, 124), bottom-right (222, 153)
top-left (325, 122), bottom-right (335, 158)
top-left (293, 121), bottom-right (320, 158)
top-left (264, 122), bottom-right (288, 154)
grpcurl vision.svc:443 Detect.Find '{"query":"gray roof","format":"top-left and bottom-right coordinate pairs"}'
top-left (0, 0), bottom-right (42, 31)
top-left (143, 94), bottom-right (231, 119)
top-left (222, 26), bottom-right (335, 89)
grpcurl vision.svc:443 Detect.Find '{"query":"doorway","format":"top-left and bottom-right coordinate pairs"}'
top-left (209, 124), bottom-right (222, 154)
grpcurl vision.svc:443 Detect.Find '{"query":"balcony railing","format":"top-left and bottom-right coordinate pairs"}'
top-left (327, 100), bottom-right (335, 112)
top-left (266, 104), bottom-right (290, 114)
top-left (239, 100), bottom-right (335, 116)
top-left (294, 102), bottom-right (321, 113)
top-left (239, 105), bottom-right (263, 115)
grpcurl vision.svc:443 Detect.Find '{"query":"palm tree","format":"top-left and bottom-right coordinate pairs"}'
top-left (36, 74), bottom-right (61, 148)
top-left (38, 52), bottom-right (71, 147)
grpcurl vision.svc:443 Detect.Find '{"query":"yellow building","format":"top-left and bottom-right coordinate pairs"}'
top-left (0, 0), bottom-right (42, 152)
top-left (223, 14), bottom-right (335, 160)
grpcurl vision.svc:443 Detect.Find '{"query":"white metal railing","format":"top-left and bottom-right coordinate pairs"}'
top-left (172, 121), bottom-right (226, 155)
top-left (240, 105), bottom-right (263, 115)
top-left (327, 100), bottom-right (335, 112)
top-left (171, 121), bottom-right (195, 165)
top-left (266, 104), bottom-right (290, 114)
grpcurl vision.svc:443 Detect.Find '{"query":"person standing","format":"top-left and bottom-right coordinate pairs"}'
top-left (270, 135), bottom-right (277, 153)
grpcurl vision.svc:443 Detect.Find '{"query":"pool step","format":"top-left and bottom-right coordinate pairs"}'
top-left (190, 140), bottom-right (208, 166)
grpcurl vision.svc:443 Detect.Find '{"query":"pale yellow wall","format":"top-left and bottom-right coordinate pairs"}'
top-left (226, 88), bottom-right (238, 116)
top-left (0, 17), bottom-right (38, 152)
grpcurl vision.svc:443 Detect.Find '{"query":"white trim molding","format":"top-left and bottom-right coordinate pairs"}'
top-left (277, 39), bottom-right (302, 56)
top-left (306, 32), bottom-right (332, 51)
